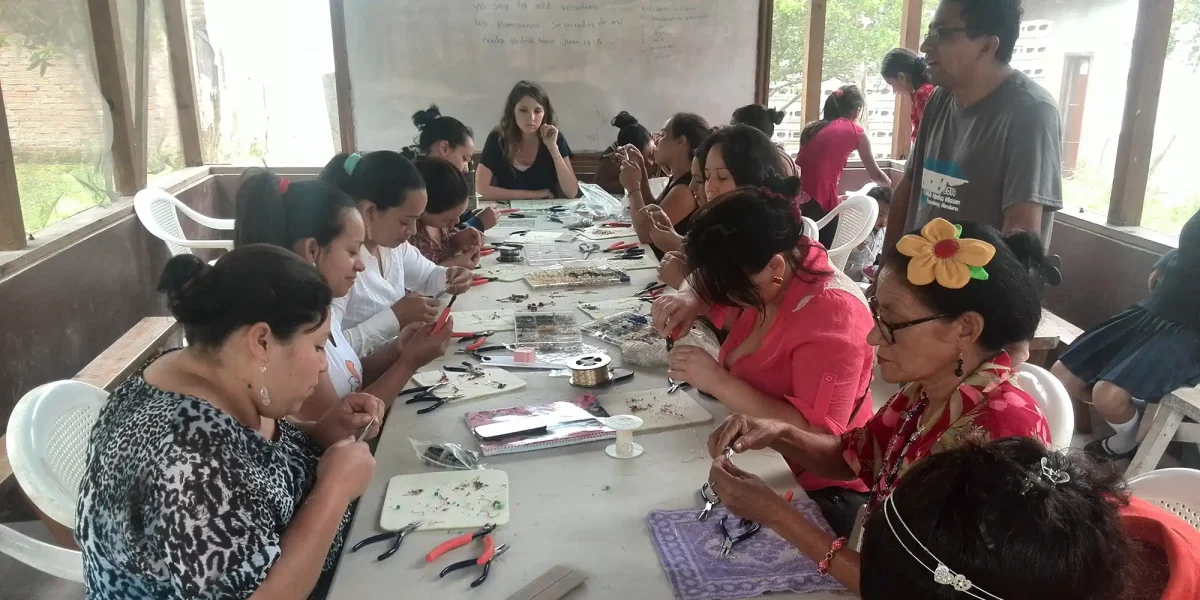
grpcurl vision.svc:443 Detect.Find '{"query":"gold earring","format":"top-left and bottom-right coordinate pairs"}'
top-left (258, 364), bottom-right (271, 406)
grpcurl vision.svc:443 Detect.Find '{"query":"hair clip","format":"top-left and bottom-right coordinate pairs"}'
top-left (884, 493), bottom-right (1005, 600)
top-left (277, 178), bottom-right (290, 194)
top-left (1022, 457), bottom-right (1070, 494)
top-left (895, 218), bottom-right (996, 289)
top-left (344, 152), bottom-right (362, 176)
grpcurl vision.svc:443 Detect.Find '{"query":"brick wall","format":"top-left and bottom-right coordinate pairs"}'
top-left (1, 35), bottom-right (183, 165)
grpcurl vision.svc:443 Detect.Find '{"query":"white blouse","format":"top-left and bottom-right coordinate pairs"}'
top-left (326, 310), bottom-right (363, 400)
top-left (334, 243), bottom-right (447, 355)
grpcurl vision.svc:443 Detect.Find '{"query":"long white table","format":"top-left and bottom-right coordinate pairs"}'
top-left (326, 211), bottom-right (850, 599)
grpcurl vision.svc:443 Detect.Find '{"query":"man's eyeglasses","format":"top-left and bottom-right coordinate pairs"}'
top-left (869, 297), bottom-right (951, 345)
top-left (924, 25), bottom-right (968, 43)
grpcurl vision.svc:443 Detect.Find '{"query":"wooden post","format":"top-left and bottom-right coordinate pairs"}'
top-left (1108, 0), bottom-right (1174, 227)
top-left (329, 0), bottom-right (356, 153)
top-left (754, 0), bottom-right (775, 105)
top-left (88, 0), bottom-right (139, 196)
top-left (0, 82), bottom-right (26, 251)
top-left (890, 0), bottom-right (924, 159)
top-left (162, 0), bottom-right (204, 166)
top-left (801, 0), bottom-right (827, 124)
top-left (134, 0), bottom-right (149, 188)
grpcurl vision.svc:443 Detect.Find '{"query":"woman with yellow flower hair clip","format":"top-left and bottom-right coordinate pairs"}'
top-left (702, 219), bottom-right (1052, 593)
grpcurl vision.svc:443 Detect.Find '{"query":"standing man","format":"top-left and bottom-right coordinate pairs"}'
top-left (885, 0), bottom-right (1063, 252)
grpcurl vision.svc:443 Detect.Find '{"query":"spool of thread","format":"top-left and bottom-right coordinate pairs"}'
top-left (498, 247), bottom-right (523, 263)
top-left (603, 414), bottom-right (644, 459)
top-left (567, 354), bottom-right (613, 387)
top-left (513, 347), bottom-right (536, 363)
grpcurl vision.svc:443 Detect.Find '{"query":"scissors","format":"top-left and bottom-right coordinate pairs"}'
top-left (579, 242), bottom-right (600, 260)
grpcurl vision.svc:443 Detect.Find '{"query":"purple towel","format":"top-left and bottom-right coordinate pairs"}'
top-left (647, 500), bottom-right (846, 600)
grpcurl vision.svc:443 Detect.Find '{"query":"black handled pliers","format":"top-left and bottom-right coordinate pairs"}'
top-left (350, 520), bottom-right (422, 561)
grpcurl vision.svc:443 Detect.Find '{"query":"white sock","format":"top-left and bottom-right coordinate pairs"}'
top-left (1104, 414), bottom-right (1141, 454)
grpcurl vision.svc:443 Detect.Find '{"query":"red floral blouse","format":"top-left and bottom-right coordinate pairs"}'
top-left (409, 226), bottom-right (457, 265)
top-left (841, 353), bottom-right (1050, 506)
top-left (910, 83), bottom-right (936, 142)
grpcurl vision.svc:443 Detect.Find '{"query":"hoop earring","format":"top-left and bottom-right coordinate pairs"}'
top-left (771, 276), bottom-right (784, 285)
top-left (258, 364), bottom-right (271, 406)
top-left (954, 352), bottom-right (964, 378)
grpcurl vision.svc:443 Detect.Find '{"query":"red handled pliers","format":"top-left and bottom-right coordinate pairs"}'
top-left (605, 241), bottom-right (640, 252)
top-left (471, 275), bottom-right (498, 286)
top-left (452, 330), bottom-right (494, 351)
top-left (427, 524), bottom-right (505, 587)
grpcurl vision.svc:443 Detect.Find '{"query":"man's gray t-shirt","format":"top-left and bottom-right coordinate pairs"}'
top-left (905, 70), bottom-right (1063, 243)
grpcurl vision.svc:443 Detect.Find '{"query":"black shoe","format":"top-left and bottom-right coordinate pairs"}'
top-left (1084, 436), bottom-right (1138, 463)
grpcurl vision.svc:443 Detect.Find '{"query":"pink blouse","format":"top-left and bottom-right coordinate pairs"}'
top-left (710, 246), bottom-right (875, 492)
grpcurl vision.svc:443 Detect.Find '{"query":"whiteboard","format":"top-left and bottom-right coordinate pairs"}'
top-left (343, 0), bottom-right (760, 152)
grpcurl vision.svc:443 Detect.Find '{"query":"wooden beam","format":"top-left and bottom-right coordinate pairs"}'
top-left (1108, 0), bottom-right (1174, 227)
top-left (890, 0), bottom-right (924, 158)
top-left (162, 0), bottom-right (204, 166)
top-left (754, 0), bottom-right (775, 105)
top-left (88, 0), bottom-right (139, 196)
top-left (75, 317), bottom-right (181, 391)
top-left (0, 82), bottom-right (26, 251)
top-left (801, 0), bottom-right (827, 124)
top-left (134, 0), bottom-right (150, 189)
top-left (329, 0), bottom-right (356, 153)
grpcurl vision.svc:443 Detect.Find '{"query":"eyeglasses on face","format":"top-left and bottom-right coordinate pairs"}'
top-left (868, 296), bottom-right (952, 345)
top-left (924, 25), bottom-right (969, 43)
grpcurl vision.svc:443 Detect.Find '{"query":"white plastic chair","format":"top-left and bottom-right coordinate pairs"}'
top-left (134, 187), bottom-right (234, 256)
top-left (0, 380), bottom-right (108, 581)
top-left (1015, 363), bottom-right (1075, 451)
top-left (800, 216), bottom-right (819, 240)
top-left (817, 192), bottom-right (879, 272)
top-left (1128, 468), bottom-right (1200, 531)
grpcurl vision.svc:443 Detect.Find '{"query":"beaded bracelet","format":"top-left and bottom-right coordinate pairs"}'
top-left (817, 536), bottom-right (848, 575)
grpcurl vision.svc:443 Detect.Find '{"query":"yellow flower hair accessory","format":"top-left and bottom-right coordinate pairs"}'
top-left (896, 218), bottom-right (996, 289)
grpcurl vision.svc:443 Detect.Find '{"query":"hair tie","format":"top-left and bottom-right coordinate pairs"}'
top-left (344, 152), bottom-right (362, 176)
top-left (896, 218), bottom-right (996, 289)
top-left (835, 88), bottom-right (845, 97)
top-left (277, 178), bottom-right (290, 194)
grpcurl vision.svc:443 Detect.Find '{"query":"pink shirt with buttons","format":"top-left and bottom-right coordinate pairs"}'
top-left (710, 246), bottom-right (875, 492)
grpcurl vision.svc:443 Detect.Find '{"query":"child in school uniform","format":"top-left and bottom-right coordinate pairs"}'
top-left (844, 186), bottom-right (892, 282)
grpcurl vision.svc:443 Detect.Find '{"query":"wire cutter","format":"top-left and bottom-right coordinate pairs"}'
top-left (698, 482), bottom-right (722, 521)
top-left (719, 514), bottom-right (761, 558)
top-left (440, 543), bottom-right (509, 588)
top-left (350, 521), bottom-right (423, 561)
top-left (427, 523), bottom-right (495, 562)
top-left (605, 240), bottom-right (640, 252)
top-left (634, 281), bottom-right (668, 298)
top-left (607, 247), bottom-right (647, 261)
top-left (401, 380), bottom-right (458, 414)
top-left (453, 330), bottom-right (495, 351)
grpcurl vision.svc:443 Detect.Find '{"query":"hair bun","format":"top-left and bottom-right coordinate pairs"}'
top-left (768, 108), bottom-right (785, 125)
top-left (412, 104), bottom-right (443, 130)
top-left (611, 111), bottom-right (639, 129)
top-left (157, 254), bottom-right (213, 323)
top-left (399, 146), bottom-right (420, 160)
top-left (1002, 230), bottom-right (1057, 287)
top-left (763, 176), bottom-right (802, 199)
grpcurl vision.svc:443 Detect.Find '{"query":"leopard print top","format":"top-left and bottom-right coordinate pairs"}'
top-left (75, 354), bottom-right (352, 599)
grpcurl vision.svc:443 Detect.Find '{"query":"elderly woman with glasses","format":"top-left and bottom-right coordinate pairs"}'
top-left (702, 219), bottom-right (1053, 594)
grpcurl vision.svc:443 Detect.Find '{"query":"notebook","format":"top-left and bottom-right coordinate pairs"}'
top-left (465, 394), bottom-right (615, 456)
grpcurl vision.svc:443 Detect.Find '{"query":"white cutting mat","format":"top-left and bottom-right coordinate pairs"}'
top-left (411, 367), bottom-right (526, 402)
top-left (597, 388), bottom-right (712, 432)
top-left (474, 263), bottom-right (524, 282)
top-left (380, 469), bottom-right (510, 531)
top-left (577, 226), bottom-right (638, 241)
top-left (449, 309), bottom-right (515, 333)
top-left (577, 297), bottom-right (652, 320)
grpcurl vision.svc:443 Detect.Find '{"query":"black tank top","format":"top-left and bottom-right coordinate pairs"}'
top-left (650, 173), bottom-right (695, 260)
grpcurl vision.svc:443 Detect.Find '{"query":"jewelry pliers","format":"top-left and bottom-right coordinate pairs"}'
top-left (350, 520), bottom-right (422, 561)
